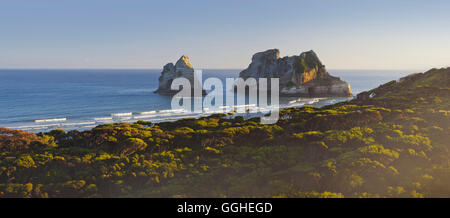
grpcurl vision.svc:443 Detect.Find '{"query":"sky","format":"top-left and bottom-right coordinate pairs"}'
top-left (0, 0), bottom-right (449, 70)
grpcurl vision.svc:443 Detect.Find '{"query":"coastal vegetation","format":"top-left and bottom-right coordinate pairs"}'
top-left (0, 68), bottom-right (448, 198)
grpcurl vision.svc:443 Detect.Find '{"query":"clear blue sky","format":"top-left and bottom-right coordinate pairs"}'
top-left (1, 0), bottom-right (449, 70)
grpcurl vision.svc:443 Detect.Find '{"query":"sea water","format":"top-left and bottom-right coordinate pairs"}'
top-left (0, 69), bottom-right (413, 132)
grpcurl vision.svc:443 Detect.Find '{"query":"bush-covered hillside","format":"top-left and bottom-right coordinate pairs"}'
top-left (0, 68), bottom-right (449, 198)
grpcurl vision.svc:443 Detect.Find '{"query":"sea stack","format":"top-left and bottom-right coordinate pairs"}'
top-left (236, 49), bottom-right (352, 97)
top-left (154, 55), bottom-right (206, 95)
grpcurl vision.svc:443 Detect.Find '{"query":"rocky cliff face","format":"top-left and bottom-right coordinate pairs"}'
top-left (238, 49), bottom-right (352, 97)
top-left (155, 55), bottom-right (205, 95)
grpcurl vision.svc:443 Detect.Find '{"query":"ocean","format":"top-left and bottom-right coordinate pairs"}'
top-left (0, 69), bottom-right (413, 132)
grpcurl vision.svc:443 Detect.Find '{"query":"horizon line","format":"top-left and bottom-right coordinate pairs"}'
top-left (0, 68), bottom-right (426, 72)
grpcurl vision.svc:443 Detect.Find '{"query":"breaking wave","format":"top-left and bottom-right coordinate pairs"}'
top-left (35, 118), bottom-right (67, 123)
